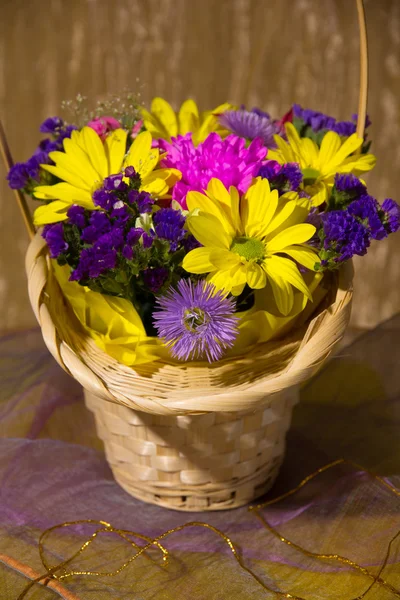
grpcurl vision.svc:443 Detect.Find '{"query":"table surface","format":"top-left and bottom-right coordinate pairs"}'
top-left (0, 317), bottom-right (399, 599)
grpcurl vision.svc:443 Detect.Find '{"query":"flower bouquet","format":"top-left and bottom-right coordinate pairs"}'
top-left (8, 92), bottom-right (399, 510)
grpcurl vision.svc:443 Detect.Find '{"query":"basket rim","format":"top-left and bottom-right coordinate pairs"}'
top-left (26, 233), bottom-right (353, 415)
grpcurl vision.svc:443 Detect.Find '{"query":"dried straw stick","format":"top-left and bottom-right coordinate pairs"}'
top-left (0, 119), bottom-right (35, 240)
top-left (355, 0), bottom-right (368, 143)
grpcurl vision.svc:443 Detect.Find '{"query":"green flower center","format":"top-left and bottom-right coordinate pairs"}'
top-left (183, 308), bottom-right (208, 332)
top-left (302, 167), bottom-right (321, 187)
top-left (230, 237), bottom-right (265, 262)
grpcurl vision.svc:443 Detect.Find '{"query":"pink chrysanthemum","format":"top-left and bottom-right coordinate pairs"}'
top-left (159, 132), bottom-right (267, 209)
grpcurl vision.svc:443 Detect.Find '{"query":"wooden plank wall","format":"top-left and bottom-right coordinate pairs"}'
top-left (0, 0), bottom-right (399, 331)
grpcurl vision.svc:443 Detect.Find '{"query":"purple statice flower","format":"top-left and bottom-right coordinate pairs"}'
top-left (348, 195), bottom-right (387, 240)
top-left (142, 231), bottom-right (154, 248)
top-left (183, 235), bottom-right (201, 252)
top-left (334, 174), bottom-right (366, 197)
top-left (81, 211), bottom-right (111, 243)
top-left (7, 153), bottom-right (51, 189)
top-left (143, 267), bottom-right (169, 293)
top-left (42, 223), bottom-right (68, 258)
top-left (160, 132), bottom-right (267, 209)
top-left (7, 163), bottom-right (31, 189)
top-left (258, 160), bottom-right (303, 194)
top-left (382, 199), bottom-right (400, 234)
top-left (293, 104), bottom-right (336, 131)
top-left (153, 279), bottom-right (239, 362)
top-left (153, 208), bottom-right (186, 251)
top-left (321, 210), bottom-right (370, 263)
top-left (70, 246), bottom-right (117, 281)
top-left (102, 174), bottom-right (128, 193)
top-left (57, 124), bottom-right (78, 142)
top-left (128, 189), bottom-right (154, 213)
top-left (126, 227), bottom-right (144, 246)
top-left (92, 188), bottom-right (113, 210)
top-left (293, 104), bottom-right (371, 137)
top-left (40, 117), bottom-right (64, 134)
top-left (218, 108), bottom-right (282, 147)
top-left (67, 205), bottom-right (86, 228)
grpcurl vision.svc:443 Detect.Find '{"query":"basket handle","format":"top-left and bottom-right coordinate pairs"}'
top-left (355, 0), bottom-right (368, 142)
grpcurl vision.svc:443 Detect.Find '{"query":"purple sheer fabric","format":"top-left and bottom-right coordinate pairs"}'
top-left (0, 318), bottom-right (399, 599)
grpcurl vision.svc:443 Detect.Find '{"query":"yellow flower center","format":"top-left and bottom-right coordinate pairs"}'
top-left (183, 308), bottom-right (208, 331)
top-left (230, 237), bottom-right (265, 262)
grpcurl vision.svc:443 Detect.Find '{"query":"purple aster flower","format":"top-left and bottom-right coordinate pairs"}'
top-left (42, 223), bottom-right (68, 258)
top-left (143, 267), bottom-right (169, 293)
top-left (218, 108), bottom-right (282, 147)
top-left (160, 132), bottom-right (267, 209)
top-left (258, 160), bottom-right (303, 194)
top-left (382, 199), bottom-right (400, 234)
top-left (153, 279), bottom-right (239, 362)
top-left (348, 195), bottom-right (387, 241)
top-left (67, 205), bottom-right (86, 228)
top-left (321, 210), bottom-right (370, 263)
top-left (40, 117), bottom-right (64, 134)
top-left (153, 208), bottom-right (186, 251)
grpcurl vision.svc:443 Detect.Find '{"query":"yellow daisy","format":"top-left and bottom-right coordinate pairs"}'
top-left (182, 178), bottom-right (317, 316)
top-left (267, 123), bottom-right (377, 206)
top-left (33, 128), bottom-right (181, 226)
top-left (141, 97), bottom-right (235, 146)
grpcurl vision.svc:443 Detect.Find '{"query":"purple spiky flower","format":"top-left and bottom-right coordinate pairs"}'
top-left (153, 279), bottom-right (239, 362)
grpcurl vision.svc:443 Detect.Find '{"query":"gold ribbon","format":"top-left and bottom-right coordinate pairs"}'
top-left (17, 459), bottom-right (400, 599)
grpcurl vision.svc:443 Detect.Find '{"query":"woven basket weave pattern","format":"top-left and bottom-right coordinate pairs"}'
top-left (26, 233), bottom-right (353, 510)
top-left (85, 388), bottom-right (298, 510)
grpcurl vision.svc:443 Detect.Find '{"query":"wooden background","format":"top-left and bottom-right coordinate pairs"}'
top-left (0, 0), bottom-right (399, 332)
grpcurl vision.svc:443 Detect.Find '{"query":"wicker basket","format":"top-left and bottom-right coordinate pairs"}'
top-left (26, 233), bottom-right (353, 511)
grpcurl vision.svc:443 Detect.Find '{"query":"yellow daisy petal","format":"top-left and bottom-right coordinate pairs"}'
top-left (178, 99), bottom-right (200, 135)
top-left (266, 255), bottom-right (312, 300)
top-left (266, 224), bottom-right (316, 252)
top-left (209, 249), bottom-right (241, 270)
top-left (187, 189), bottom-right (235, 236)
top-left (268, 275), bottom-right (294, 316)
top-left (33, 201), bottom-right (70, 226)
top-left (42, 163), bottom-right (94, 190)
top-left (33, 183), bottom-right (94, 207)
top-left (125, 131), bottom-right (153, 174)
top-left (57, 140), bottom-right (100, 183)
top-left (242, 178), bottom-right (279, 238)
top-left (104, 129), bottom-right (128, 174)
top-left (82, 126), bottom-right (108, 179)
top-left (186, 213), bottom-right (231, 249)
top-left (318, 131), bottom-right (342, 169)
top-left (182, 247), bottom-right (215, 274)
top-left (246, 263), bottom-right (267, 289)
top-left (150, 97), bottom-right (178, 138)
top-left (283, 245), bottom-right (318, 271)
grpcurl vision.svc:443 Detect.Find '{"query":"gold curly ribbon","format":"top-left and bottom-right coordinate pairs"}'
top-left (16, 459), bottom-right (400, 599)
